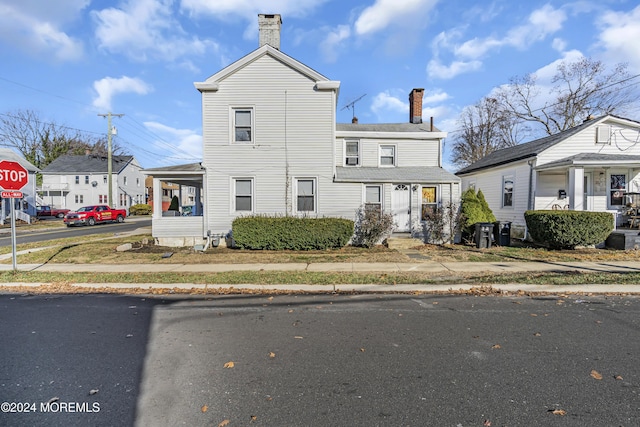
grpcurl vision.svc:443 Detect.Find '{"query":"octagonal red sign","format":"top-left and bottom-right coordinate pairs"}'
top-left (0, 160), bottom-right (29, 191)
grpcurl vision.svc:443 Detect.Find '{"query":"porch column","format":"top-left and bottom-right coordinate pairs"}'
top-left (153, 177), bottom-right (162, 219)
top-left (568, 167), bottom-right (584, 210)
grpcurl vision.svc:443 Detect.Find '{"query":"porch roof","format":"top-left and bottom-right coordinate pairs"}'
top-left (536, 153), bottom-right (640, 171)
top-left (335, 166), bottom-right (459, 183)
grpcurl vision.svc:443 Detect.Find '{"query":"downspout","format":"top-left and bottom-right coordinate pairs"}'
top-left (526, 159), bottom-right (535, 239)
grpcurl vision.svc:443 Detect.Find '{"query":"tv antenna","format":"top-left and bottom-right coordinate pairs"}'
top-left (341, 94), bottom-right (366, 119)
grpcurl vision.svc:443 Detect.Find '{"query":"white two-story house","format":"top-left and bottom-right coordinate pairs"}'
top-left (40, 154), bottom-right (145, 212)
top-left (145, 14), bottom-right (459, 247)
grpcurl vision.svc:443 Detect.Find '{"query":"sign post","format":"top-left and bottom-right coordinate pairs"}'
top-left (0, 160), bottom-right (29, 271)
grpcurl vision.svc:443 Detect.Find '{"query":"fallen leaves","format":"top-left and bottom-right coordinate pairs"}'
top-left (549, 409), bottom-right (567, 416)
top-left (491, 344), bottom-right (501, 349)
top-left (218, 420), bottom-right (230, 427)
top-left (224, 361), bottom-right (235, 369)
top-left (269, 352), bottom-right (276, 358)
top-left (614, 375), bottom-right (624, 381)
top-left (201, 405), bottom-right (208, 413)
top-left (590, 370), bottom-right (603, 380)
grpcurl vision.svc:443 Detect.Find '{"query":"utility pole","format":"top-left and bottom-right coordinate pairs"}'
top-left (98, 113), bottom-right (124, 208)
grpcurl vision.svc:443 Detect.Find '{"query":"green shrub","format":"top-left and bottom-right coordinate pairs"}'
top-left (352, 205), bottom-right (395, 248)
top-left (168, 196), bottom-right (180, 212)
top-left (460, 188), bottom-right (496, 238)
top-left (129, 204), bottom-right (152, 215)
top-left (525, 210), bottom-right (614, 249)
top-left (232, 215), bottom-right (354, 250)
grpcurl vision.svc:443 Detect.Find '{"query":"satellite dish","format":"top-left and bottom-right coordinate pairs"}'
top-left (91, 181), bottom-right (98, 187)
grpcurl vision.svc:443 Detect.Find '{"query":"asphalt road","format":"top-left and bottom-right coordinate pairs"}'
top-left (1, 293), bottom-right (639, 426)
top-left (0, 218), bottom-right (151, 247)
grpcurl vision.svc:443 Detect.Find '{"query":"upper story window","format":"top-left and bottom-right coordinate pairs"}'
top-left (136, 178), bottom-right (140, 187)
top-left (232, 108), bottom-right (253, 143)
top-left (75, 176), bottom-right (80, 184)
top-left (103, 175), bottom-right (108, 184)
top-left (503, 175), bottom-right (514, 208)
top-left (296, 178), bottom-right (316, 212)
top-left (84, 176), bottom-right (89, 184)
top-left (234, 178), bottom-right (253, 212)
top-left (123, 176), bottom-right (128, 185)
top-left (380, 145), bottom-right (396, 166)
top-left (345, 141), bottom-right (359, 166)
top-left (610, 173), bottom-right (627, 206)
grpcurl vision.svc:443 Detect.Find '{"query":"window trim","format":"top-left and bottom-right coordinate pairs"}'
top-left (502, 175), bottom-right (514, 208)
top-left (379, 145), bottom-right (396, 167)
top-left (232, 177), bottom-right (254, 213)
top-left (230, 107), bottom-right (255, 144)
top-left (344, 140), bottom-right (360, 167)
top-left (364, 184), bottom-right (383, 213)
top-left (295, 177), bottom-right (317, 214)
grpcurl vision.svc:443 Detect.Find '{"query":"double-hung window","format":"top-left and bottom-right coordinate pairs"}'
top-left (296, 178), bottom-right (316, 212)
top-left (345, 140), bottom-right (359, 166)
top-left (365, 185), bottom-right (382, 214)
top-left (232, 108), bottom-right (253, 143)
top-left (503, 176), bottom-right (514, 207)
top-left (421, 187), bottom-right (437, 220)
top-left (84, 176), bottom-right (89, 184)
top-left (234, 179), bottom-right (253, 212)
top-left (610, 174), bottom-right (627, 206)
top-left (380, 145), bottom-right (395, 166)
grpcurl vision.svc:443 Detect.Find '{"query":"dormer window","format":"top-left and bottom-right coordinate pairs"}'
top-left (345, 140), bottom-right (359, 166)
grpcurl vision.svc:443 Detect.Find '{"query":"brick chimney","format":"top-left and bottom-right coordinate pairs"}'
top-left (259, 14), bottom-right (282, 50)
top-left (409, 88), bottom-right (424, 124)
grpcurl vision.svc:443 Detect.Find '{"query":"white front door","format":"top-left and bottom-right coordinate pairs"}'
top-left (392, 184), bottom-right (411, 232)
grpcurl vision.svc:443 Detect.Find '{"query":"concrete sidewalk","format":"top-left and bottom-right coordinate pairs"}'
top-left (1, 259), bottom-right (640, 294)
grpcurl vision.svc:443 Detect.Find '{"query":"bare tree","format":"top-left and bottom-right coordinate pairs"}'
top-left (0, 109), bottom-right (126, 169)
top-left (451, 97), bottom-right (524, 168)
top-left (497, 57), bottom-right (637, 136)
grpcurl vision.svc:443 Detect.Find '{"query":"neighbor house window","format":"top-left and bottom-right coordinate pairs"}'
top-left (123, 176), bottom-right (128, 185)
top-left (120, 194), bottom-right (127, 207)
top-left (232, 108), bottom-right (253, 143)
top-left (234, 179), bottom-right (253, 212)
top-left (75, 195), bottom-right (83, 203)
top-left (103, 175), bottom-right (108, 184)
top-left (136, 178), bottom-right (140, 187)
top-left (296, 178), bottom-right (316, 212)
top-left (421, 187), bottom-right (437, 221)
top-left (345, 140), bottom-right (360, 166)
top-left (503, 176), bottom-right (514, 207)
top-left (380, 145), bottom-right (395, 166)
top-left (75, 176), bottom-right (80, 184)
top-left (610, 174), bottom-right (627, 206)
top-left (365, 185), bottom-right (382, 213)
top-left (99, 195), bottom-right (106, 204)
top-left (85, 176), bottom-right (89, 184)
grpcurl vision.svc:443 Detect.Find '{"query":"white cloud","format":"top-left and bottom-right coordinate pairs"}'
top-left (92, 0), bottom-right (218, 62)
top-left (596, 5), bottom-right (640, 72)
top-left (371, 91), bottom-right (408, 117)
top-left (423, 90), bottom-right (450, 104)
top-left (92, 76), bottom-right (153, 111)
top-left (319, 25), bottom-right (350, 63)
top-left (354, 0), bottom-right (438, 35)
top-left (552, 38), bottom-right (567, 52)
top-left (144, 121), bottom-right (202, 161)
top-left (0, 0), bottom-right (86, 61)
top-left (427, 59), bottom-right (482, 80)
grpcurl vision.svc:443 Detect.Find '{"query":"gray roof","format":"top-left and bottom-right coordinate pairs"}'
top-left (337, 122), bottom-right (442, 133)
top-left (537, 153), bottom-right (640, 170)
top-left (455, 115), bottom-right (613, 175)
top-left (335, 166), bottom-right (459, 183)
top-left (0, 148), bottom-right (39, 172)
top-left (143, 163), bottom-right (204, 173)
top-left (41, 154), bottom-right (134, 174)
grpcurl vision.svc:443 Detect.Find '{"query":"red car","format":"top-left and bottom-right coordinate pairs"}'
top-left (64, 205), bottom-right (127, 227)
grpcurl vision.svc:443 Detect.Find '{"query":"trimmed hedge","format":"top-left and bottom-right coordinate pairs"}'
top-left (460, 188), bottom-right (496, 237)
top-left (232, 215), bottom-right (354, 250)
top-left (524, 210), bottom-right (614, 249)
top-left (129, 204), bottom-right (152, 215)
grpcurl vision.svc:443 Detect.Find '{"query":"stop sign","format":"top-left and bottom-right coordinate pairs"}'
top-left (0, 160), bottom-right (29, 191)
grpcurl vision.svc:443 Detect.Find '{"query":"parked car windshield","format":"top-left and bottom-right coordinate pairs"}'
top-left (76, 206), bottom-right (95, 212)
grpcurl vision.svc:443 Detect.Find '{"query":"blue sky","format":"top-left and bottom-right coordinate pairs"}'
top-left (0, 0), bottom-right (639, 171)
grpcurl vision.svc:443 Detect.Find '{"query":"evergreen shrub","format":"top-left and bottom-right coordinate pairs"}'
top-left (232, 215), bottom-right (354, 250)
top-left (524, 210), bottom-right (614, 249)
top-left (129, 204), bottom-right (152, 215)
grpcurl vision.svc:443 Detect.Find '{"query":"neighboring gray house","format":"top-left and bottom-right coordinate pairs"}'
top-left (0, 148), bottom-right (39, 224)
top-left (456, 115), bottom-right (640, 238)
top-left (145, 14), bottom-right (458, 247)
top-left (40, 154), bottom-right (145, 212)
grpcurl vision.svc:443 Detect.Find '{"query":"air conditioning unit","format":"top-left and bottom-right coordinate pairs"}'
top-left (596, 126), bottom-right (611, 144)
top-left (346, 157), bottom-right (358, 166)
